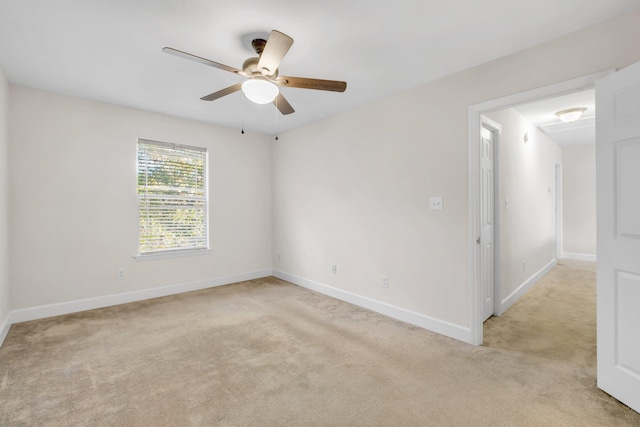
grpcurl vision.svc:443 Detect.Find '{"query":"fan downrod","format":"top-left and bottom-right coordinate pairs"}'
top-left (251, 39), bottom-right (267, 55)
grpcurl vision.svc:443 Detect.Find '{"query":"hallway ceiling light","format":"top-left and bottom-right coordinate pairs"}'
top-left (556, 107), bottom-right (587, 123)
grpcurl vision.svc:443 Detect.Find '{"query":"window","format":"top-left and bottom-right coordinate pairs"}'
top-left (137, 139), bottom-right (208, 256)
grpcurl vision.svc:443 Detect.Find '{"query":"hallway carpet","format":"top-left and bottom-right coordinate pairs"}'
top-left (1, 260), bottom-right (639, 426)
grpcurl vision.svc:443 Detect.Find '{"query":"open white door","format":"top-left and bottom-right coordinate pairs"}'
top-left (480, 124), bottom-right (495, 322)
top-left (596, 60), bottom-right (640, 413)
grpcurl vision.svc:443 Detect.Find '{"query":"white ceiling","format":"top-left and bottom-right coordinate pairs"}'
top-left (1, 1), bottom-right (638, 136)
top-left (514, 89), bottom-right (596, 146)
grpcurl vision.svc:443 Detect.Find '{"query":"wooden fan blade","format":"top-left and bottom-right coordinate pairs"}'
top-left (200, 83), bottom-right (243, 101)
top-left (273, 93), bottom-right (295, 115)
top-left (257, 30), bottom-right (293, 77)
top-left (275, 76), bottom-right (347, 92)
top-left (163, 47), bottom-right (247, 76)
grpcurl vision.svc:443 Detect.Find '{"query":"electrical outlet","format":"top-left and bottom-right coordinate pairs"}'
top-left (522, 260), bottom-right (526, 272)
top-left (382, 276), bottom-right (389, 288)
top-left (278, 254), bottom-right (281, 262)
top-left (117, 268), bottom-right (126, 280)
top-left (332, 265), bottom-right (337, 274)
top-left (429, 196), bottom-right (443, 210)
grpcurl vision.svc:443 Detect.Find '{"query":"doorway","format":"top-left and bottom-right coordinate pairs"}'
top-left (468, 70), bottom-right (612, 346)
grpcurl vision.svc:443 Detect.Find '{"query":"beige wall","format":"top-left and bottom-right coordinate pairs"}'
top-left (8, 86), bottom-right (272, 309)
top-left (272, 10), bottom-right (640, 332)
top-left (562, 145), bottom-right (596, 256)
top-left (0, 68), bottom-right (9, 325)
top-left (487, 108), bottom-right (562, 303)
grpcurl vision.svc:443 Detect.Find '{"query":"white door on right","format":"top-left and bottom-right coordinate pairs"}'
top-left (596, 60), bottom-right (640, 413)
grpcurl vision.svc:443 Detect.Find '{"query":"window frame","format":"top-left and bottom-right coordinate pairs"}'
top-left (135, 138), bottom-right (210, 260)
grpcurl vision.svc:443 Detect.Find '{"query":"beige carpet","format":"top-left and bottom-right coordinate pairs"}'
top-left (1, 260), bottom-right (639, 426)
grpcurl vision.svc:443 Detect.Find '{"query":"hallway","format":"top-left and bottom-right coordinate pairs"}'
top-left (484, 259), bottom-right (596, 369)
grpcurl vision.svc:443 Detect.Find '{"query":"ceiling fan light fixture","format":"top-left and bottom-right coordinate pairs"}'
top-left (556, 107), bottom-right (587, 123)
top-left (164, 29), bottom-right (345, 116)
top-left (242, 79), bottom-right (279, 104)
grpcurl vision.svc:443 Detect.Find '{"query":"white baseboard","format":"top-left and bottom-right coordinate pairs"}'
top-left (3, 269), bottom-right (473, 347)
top-left (0, 313), bottom-right (10, 348)
top-left (499, 258), bottom-right (556, 315)
top-left (562, 252), bottom-right (597, 262)
top-left (8, 269), bottom-right (272, 325)
top-left (273, 270), bottom-right (472, 344)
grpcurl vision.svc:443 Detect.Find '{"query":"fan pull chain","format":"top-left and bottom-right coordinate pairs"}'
top-left (274, 96), bottom-right (279, 141)
top-left (240, 92), bottom-right (245, 135)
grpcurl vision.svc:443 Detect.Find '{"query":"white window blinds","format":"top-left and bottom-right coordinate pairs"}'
top-left (137, 139), bottom-right (208, 255)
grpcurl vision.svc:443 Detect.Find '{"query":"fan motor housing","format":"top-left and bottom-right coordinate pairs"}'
top-left (242, 56), bottom-right (278, 78)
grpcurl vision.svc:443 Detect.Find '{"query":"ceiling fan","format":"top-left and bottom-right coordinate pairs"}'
top-left (163, 30), bottom-right (347, 115)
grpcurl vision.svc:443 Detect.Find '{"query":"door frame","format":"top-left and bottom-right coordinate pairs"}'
top-left (468, 70), bottom-right (613, 345)
top-left (555, 162), bottom-right (563, 259)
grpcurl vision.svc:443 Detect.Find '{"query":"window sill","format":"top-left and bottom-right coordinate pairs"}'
top-left (134, 249), bottom-right (212, 262)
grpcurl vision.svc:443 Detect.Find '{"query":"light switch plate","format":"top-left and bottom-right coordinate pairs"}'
top-left (429, 196), bottom-right (443, 210)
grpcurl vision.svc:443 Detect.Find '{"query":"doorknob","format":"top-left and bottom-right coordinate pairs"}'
top-left (476, 237), bottom-right (481, 244)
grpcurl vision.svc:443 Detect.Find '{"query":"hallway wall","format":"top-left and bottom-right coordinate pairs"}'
top-left (486, 108), bottom-right (562, 306)
top-left (562, 145), bottom-right (597, 258)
